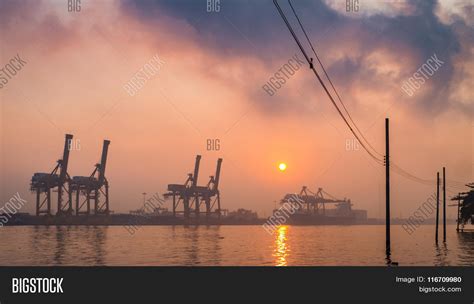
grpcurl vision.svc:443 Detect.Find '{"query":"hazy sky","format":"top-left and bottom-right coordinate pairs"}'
top-left (1, 0), bottom-right (472, 218)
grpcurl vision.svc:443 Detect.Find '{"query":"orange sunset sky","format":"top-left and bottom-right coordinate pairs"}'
top-left (0, 0), bottom-right (472, 218)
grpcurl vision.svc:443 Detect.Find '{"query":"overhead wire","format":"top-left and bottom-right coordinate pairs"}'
top-left (273, 0), bottom-right (470, 190)
top-left (287, 0), bottom-right (383, 158)
top-left (273, 0), bottom-right (384, 165)
top-left (391, 162), bottom-right (468, 190)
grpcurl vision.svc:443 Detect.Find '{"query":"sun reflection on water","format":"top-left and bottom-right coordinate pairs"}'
top-left (273, 226), bottom-right (290, 266)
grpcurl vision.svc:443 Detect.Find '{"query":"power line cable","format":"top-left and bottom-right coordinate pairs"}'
top-left (287, 0), bottom-right (383, 157)
top-left (274, 0), bottom-right (470, 189)
top-left (273, 0), bottom-right (384, 165)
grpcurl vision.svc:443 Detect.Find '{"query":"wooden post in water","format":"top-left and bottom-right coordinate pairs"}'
top-left (456, 193), bottom-right (460, 232)
top-left (385, 118), bottom-right (390, 255)
top-left (443, 167), bottom-right (446, 243)
top-left (435, 172), bottom-right (439, 244)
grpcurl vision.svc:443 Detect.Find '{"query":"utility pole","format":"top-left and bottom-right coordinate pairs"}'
top-left (435, 172), bottom-right (439, 243)
top-left (456, 193), bottom-right (460, 232)
top-left (443, 167), bottom-right (446, 242)
top-left (385, 118), bottom-right (390, 254)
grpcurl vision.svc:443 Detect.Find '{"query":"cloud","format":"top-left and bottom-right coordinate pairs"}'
top-left (2, 0), bottom-right (471, 118)
top-left (435, 0), bottom-right (474, 27)
top-left (117, 0), bottom-right (471, 117)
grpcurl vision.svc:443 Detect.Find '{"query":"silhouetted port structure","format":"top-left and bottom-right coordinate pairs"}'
top-left (30, 134), bottom-right (111, 216)
top-left (451, 183), bottom-right (474, 232)
top-left (70, 140), bottom-right (110, 215)
top-left (281, 186), bottom-right (350, 215)
top-left (164, 155), bottom-right (222, 219)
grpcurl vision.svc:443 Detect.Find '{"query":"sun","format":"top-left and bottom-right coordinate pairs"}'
top-left (278, 163), bottom-right (287, 172)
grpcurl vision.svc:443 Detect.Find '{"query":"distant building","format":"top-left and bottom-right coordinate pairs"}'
top-left (227, 209), bottom-right (258, 221)
top-left (130, 207), bottom-right (172, 217)
top-left (353, 209), bottom-right (368, 221)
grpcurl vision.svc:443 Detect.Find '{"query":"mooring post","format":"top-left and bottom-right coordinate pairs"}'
top-left (385, 118), bottom-right (390, 255)
top-left (456, 193), bottom-right (460, 232)
top-left (443, 167), bottom-right (446, 242)
top-left (435, 172), bottom-right (439, 243)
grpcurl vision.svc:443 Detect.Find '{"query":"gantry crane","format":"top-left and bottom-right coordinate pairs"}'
top-left (280, 186), bottom-right (350, 215)
top-left (194, 158), bottom-right (223, 218)
top-left (165, 155), bottom-right (200, 218)
top-left (30, 134), bottom-right (73, 216)
top-left (164, 155), bottom-right (223, 219)
top-left (70, 140), bottom-right (111, 215)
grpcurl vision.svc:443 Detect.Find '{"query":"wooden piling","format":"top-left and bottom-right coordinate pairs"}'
top-left (435, 172), bottom-right (439, 243)
top-left (443, 167), bottom-right (446, 242)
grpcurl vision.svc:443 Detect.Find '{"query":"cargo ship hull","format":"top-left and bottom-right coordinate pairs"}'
top-left (285, 213), bottom-right (357, 225)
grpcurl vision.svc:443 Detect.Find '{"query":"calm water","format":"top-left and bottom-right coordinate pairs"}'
top-left (0, 225), bottom-right (473, 266)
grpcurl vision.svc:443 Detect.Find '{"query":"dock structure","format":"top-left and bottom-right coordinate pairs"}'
top-left (70, 140), bottom-right (111, 216)
top-left (164, 155), bottom-right (222, 219)
top-left (30, 134), bottom-right (112, 217)
top-left (31, 134), bottom-right (74, 216)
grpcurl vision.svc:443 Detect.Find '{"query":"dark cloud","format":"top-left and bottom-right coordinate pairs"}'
top-left (119, 0), bottom-right (458, 59)
top-left (119, 0), bottom-right (470, 116)
top-left (119, 0), bottom-right (340, 61)
top-left (0, 0), bottom-right (40, 28)
top-left (1, 0), bottom-right (469, 115)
